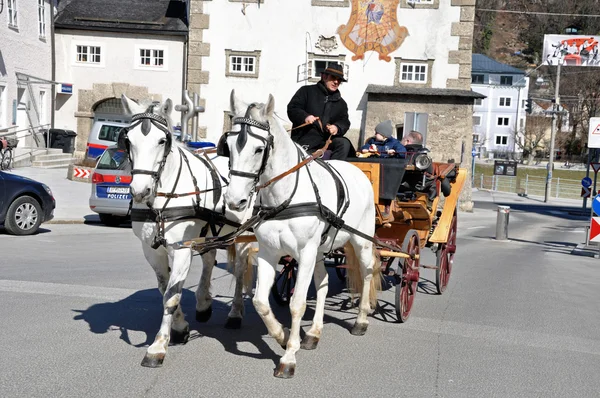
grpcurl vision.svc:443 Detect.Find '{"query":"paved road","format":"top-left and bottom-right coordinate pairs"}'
top-left (0, 203), bottom-right (596, 397)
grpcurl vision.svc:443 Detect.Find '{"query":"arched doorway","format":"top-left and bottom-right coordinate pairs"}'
top-left (92, 98), bottom-right (131, 124)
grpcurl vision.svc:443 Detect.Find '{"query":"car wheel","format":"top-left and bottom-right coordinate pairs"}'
top-left (4, 196), bottom-right (43, 235)
top-left (99, 213), bottom-right (126, 227)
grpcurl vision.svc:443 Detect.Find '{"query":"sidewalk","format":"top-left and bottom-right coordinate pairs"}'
top-left (6, 166), bottom-right (100, 224)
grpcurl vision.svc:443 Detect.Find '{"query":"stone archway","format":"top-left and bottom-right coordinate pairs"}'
top-left (73, 83), bottom-right (161, 153)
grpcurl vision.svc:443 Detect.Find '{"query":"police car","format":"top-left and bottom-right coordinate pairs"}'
top-left (89, 146), bottom-right (131, 227)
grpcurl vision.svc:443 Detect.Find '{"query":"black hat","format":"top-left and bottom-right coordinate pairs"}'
top-left (323, 63), bottom-right (347, 82)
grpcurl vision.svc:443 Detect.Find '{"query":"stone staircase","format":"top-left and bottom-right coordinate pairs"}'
top-left (13, 148), bottom-right (78, 169)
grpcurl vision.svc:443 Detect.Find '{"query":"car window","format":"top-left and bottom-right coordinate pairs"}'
top-left (96, 148), bottom-right (130, 170)
top-left (98, 125), bottom-right (124, 142)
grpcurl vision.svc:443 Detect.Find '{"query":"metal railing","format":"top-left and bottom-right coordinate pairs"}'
top-left (0, 124), bottom-right (52, 166)
top-left (474, 174), bottom-right (583, 200)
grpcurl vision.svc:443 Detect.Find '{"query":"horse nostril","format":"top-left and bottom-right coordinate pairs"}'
top-left (143, 188), bottom-right (151, 197)
top-left (238, 199), bottom-right (248, 209)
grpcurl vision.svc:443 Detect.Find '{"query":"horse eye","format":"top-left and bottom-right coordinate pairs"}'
top-left (158, 138), bottom-right (167, 145)
top-left (255, 147), bottom-right (264, 154)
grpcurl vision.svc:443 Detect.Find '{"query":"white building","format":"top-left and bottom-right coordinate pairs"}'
top-left (53, 0), bottom-right (188, 155)
top-left (0, 0), bottom-right (54, 146)
top-left (471, 54), bottom-right (529, 158)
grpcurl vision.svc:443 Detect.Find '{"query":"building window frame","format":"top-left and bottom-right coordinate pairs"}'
top-left (499, 97), bottom-right (512, 107)
top-left (38, 0), bottom-right (46, 38)
top-left (395, 58), bottom-right (433, 88)
top-left (311, 0), bottom-right (349, 6)
top-left (495, 134), bottom-right (509, 146)
top-left (497, 116), bottom-right (510, 127)
top-left (500, 75), bottom-right (513, 85)
top-left (472, 74), bottom-right (484, 84)
top-left (473, 115), bottom-right (482, 126)
top-left (400, 0), bottom-right (439, 9)
top-left (73, 43), bottom-right (105, 67)
top-left (39, 90), bottom-right (46, 125)
top-left (135, 46), bottom-right (167, 71)
top-left (474, 98), bottom-right (483, 106)
top-left (8, 0), bottom-right (18, 28)
top-left (225, 49), bottom-right (261, 78)
top-left (303, 53), bottom-right (347, 83)
top-left (0, 85), bottom-right (6, 128)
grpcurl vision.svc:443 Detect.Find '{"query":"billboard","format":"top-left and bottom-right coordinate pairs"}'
top-left (543, 34), bottom-right (600, 66)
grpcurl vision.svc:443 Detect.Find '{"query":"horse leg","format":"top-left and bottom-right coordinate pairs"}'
top-left (142, 248), bottom-right (193, 368)
top-left (351, 240), bottom-right (376, 336)
top-left (142, 244), bottom-right (188, 344)
top-left (225, 243), bottom-right (250, 329)
top-left (301, 258), bottom-right (327, 350)
top-left (195, 249), bottom-right (216, 322)
top-left (275, 247), bottom-right (317, 379)
top-left (252, 250), bottom-right (289, 347)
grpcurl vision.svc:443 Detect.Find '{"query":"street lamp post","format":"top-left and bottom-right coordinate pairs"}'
top-left (544, 62), bottom-right (561, 203)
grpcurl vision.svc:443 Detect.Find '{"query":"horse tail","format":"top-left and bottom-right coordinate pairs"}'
top-left (345, 243), bottom-right (382, 308)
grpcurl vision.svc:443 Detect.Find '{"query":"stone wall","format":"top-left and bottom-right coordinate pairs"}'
top-left (365, 93), bottom-right (474, 210)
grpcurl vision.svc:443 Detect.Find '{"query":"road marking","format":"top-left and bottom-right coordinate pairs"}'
top-left (0, 279), bottom-right (139, 301)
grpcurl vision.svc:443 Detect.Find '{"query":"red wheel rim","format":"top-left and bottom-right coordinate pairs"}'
top-left (400, 234), bottom-right (419, 321)
top-left (437, 213), bottom-right (457, 293)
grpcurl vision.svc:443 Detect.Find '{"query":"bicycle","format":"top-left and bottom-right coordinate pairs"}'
top-left (0, 137), bottom-right (18, 170)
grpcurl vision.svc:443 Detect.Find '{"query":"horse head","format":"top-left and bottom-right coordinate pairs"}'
top-left (121, 95), bottom-right (174, 204)
top-left (224, 89), bottom-right (275, 212)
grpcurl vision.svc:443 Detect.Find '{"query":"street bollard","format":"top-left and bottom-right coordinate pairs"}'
top-left (496, 205), bottom-right (510, 240)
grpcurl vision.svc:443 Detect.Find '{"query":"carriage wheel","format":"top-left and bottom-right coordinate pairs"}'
top-left (395, 230), bottom-right (420, 323)
top-left (435, 211), bottom-right (457, 294)
top-left (333, 251), bottom-right (347, 281)
top-left (271, 257), bottom-right (297, 307)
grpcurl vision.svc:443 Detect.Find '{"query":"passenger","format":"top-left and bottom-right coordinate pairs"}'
top-left (287, 63), bottom-right (355, 160)
top-left (401, 130), bottom-right (423, 149)
top-left (360, 120), bottom-right (406, 158)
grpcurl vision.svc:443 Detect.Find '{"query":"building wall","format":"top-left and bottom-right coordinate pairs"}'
top-left (0, 0), bottom-right (53, 144)
top-left (54, 29), bottom-right (185, 152)
top-left (472, 75), bottom-right (529, 156)
top-left (188, 0), bottom-right (474, 145)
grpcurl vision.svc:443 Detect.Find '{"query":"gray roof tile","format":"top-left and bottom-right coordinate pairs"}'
top-left (472, 54), bottom-right (525, 75)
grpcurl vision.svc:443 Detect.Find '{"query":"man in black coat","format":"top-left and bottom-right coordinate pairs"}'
top-left (287, 63), bottom-right (354, 160)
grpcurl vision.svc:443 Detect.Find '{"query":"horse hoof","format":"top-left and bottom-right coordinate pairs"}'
top-left (350, 322), bottom-right (368, 336)
top-left (170, 326), bottom-right (190, 345)
top-left (300, 335), bottom-right (320, 350)
top-left (141, 353), bottom-right (165, 368)
top-left (279, 327), bottom-right (290, 349)
top-left (224, 317), bottom-right (242, 329)
top-left (273, 363), bottom-right (296, 378)
top-left (196, 306), bottom-right (212, 322)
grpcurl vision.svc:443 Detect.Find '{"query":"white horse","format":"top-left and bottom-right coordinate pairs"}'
top-left (223, 91), bottom-right (380, 378)
top-left (120, 95), bottom-right (255, 368)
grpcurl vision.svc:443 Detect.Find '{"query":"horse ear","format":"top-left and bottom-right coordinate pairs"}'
top-left (121, 95), bottom-right (144, 115)
top-left (230, 89), bottom-right (245, 115)
top-left (263, 94), bottom-right (275, 119)
top-left (161, 99), bottom-right (173, 116)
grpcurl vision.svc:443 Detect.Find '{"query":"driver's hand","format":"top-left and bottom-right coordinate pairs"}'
top-left (326, 124), bottom-right (339, 135)
top-left (387, 149), bottom-right (396, 155)
top-left (305, 115), bottom-right (317, 124)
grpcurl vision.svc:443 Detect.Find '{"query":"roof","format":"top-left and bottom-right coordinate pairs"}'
top-left (366, 85), bottom-right (486, 99)
top-left (472, 54), bottom-right (525, 75)
top-left (55, 0), bottom-right (188, 35)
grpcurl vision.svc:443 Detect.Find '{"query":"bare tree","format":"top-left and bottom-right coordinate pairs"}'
top-left (513, 116), bottom-right (549, 164)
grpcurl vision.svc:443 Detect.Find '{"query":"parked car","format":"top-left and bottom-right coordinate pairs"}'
top-left (0, 170), bottom-right (55, 235)
top-left (89, 146), bottom-right (132, 227)
top-left (86, 120), bottom-right (129, 160)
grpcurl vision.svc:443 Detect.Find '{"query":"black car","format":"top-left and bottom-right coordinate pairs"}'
top-left (0, 170), bottom-right (55, 235)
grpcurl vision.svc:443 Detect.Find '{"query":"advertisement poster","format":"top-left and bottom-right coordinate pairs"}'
top-left (543, 34), bottom-right (600, 66)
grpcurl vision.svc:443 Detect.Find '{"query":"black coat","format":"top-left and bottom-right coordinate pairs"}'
top-left (287, 81), bottom-right (351, 150)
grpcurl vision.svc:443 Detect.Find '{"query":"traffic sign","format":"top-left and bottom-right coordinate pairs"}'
top-left (592, 163), bottom-right (600, 173)
top-left (589, 117), bottom-right (600, 149)
top-left (582, 187), bottom-right (591, 198)
top-left (472, 149), bottom-right (477, 157)
top-left (590, 217), bottom-right (600, 243)
top-left (582, 177), bottom-right (593, 188)
top-left (593, 194), bottom-right (600, 215)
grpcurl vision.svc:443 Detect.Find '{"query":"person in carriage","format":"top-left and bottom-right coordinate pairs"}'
top-left (287, 63), bottom-right (356, 160)
top-left (360, 120), bottom-right (407, 158)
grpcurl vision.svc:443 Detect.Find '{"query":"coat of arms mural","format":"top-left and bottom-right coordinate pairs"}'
top-left (337, 0), bottom-right (409, 62)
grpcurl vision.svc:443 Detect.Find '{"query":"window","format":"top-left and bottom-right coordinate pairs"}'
top-left (98, 125), bottom-right (124, 142)
top-left (400, 63), bottom-right (427, 83)
top-left (473, 134), bottom-right (480, 143)
top-left (473, 115), bottom-right (481, 126)
top-left (495, 135), bottom-right (508, 145)
top-left (312, 59), bottom-right (347, 80)
top-left (139, 49), bottom-right (164, 68)
top-left (474, 98), bottom-right (483, 106)
top-left (472, 74), bottom-right (484, 84)
top-left (500, 75), bottom-right (513, 85)
top-left (39, 91), bottom-right (46, 125)
top-left (38, 0), bottom-right (46, 38)
top-left (8, 0), bottom-right (17, 27)
top-left (520, 118), bottom-right (524, 129)
top-left (76, 45), bottom-right (102, 64)
top-left (499, 97), bottom-right (511, 107)
top-left (225, 50), bottom-right (261, 78)
top-left (497, 117), bottom-right (509, 126)
top-left (521, 99), bottom-right (526, 108)
top-left (0, 85), bottom-right (5, 127)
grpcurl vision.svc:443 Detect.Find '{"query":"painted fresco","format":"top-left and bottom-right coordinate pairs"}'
top-left (337, 0), bottom-right (409, 62)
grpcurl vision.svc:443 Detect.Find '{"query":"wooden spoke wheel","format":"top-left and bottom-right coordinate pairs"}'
top-left (435, 211), bottom-right (457, 295)
top-left (271, 257), bottom-right (297, 307)
top-left (395, 230), bottom-right (421, 323)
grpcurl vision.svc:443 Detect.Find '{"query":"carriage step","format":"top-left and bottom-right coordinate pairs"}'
top-left (421, 264), bottom-right (439, 270)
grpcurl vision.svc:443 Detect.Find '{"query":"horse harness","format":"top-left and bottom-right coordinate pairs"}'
top-left (122, 111), bottom-right (240, 249)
